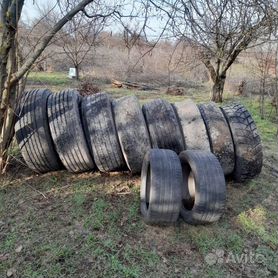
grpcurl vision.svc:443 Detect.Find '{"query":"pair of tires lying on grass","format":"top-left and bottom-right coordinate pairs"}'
top-left (141, 149), bottom-right (226, 225)
top-left (15, 89), bottom-right (263, 183)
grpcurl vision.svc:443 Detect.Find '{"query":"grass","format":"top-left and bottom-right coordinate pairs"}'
top-left (237, 207), bottom-right (278, 247)
top-left (105, 85), bottom-right (211, 104)
top-left (238, 99), bottom-right (277, 143)
top-left (27, 72), bottom-right (77, 93)
top-left (1, 72), bottom-right (277, 277)
top-left (28, 72), bottom-right (71, 86)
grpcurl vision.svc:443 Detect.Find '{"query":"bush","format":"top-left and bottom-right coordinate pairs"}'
top-left (78, 77), bottom-right (101, 96)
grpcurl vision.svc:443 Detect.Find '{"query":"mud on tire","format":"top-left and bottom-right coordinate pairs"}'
top-left (142, 99), bottom-right (185, 154)
top-left (198, 102), bottom-right (235, 175)
top-left (113, 96), bottom-right (151, 173)
top-left (221, 103), bottom-right (263, 182)
top-left (174, 99), bottom-right (210, 152)
top-left (81, 92), bottom-right (126, 172)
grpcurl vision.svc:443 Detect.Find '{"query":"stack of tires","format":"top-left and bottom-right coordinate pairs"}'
top-left (15, 89), bottom-right (263, 225)
top-left (15, 90), bottom-right (262, 182)
top-left (15, 89), bottom-right (262, 182)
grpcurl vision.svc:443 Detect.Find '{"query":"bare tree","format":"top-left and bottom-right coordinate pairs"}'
top-left (0, 0), bottom-right (123, 172)
top-left (166, 40), bottom-right (200, 87)
top-left (54, 0), bottom-right (107, 80)
top-left (265, 22), bottom-right (278, 135)
top-left (153, 0), bottom-right (277, 102)
top-left (254, 43), bottom-right (275, 119)
top-left (123, 26), bottom-right (142, 78)
top-left (120, 3), bottom-right (151, 80)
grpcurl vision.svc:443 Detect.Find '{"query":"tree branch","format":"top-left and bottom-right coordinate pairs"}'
top-left (10, 0), bottom-right (95, 85)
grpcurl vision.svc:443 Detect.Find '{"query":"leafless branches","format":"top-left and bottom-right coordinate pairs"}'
top-left (158, 0), bottom-right (278, 102)
top-left (0, 0), bottom-right (137, 172)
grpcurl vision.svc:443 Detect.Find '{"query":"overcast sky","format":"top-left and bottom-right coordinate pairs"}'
top-left (20, 0), bottom-right (169, 40)
top-left (21, 0), bottom-right (56, 22)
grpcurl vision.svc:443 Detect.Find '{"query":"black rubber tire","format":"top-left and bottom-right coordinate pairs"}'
top-left (47, 90), bottom-right (95, 173)
top-left (179, 150), bottom-right (226, 225)
top-left (140, 149), bottom-right (182, 224)
top-left (198, 102), bottom-right (235, 175)
top-left (174, 99), bottom-right (211, 152)
top-left (142, 99), bottom-right (185, 154)
top-left (113, 96), bottom-right (151, 173)
top-left (81, 92), bottom-right (126, 172)
top-left (14, 89), bottom-right (61, 173)
top-left (221, 103), bottom-right (263, 182)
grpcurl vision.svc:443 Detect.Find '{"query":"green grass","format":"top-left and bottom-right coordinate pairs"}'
top-left (83, 198), bottom-right (108, 230)
top-left (255, 245), bottom-right (278, 274)
top-left (238, 207), bottom-right (278, 247)
top-left (2, 73), bottom-right (278, 277)
top-left (1, 232), bottom-right (18, 253)
top-left (27, 72), bottom-right (73, 87)
top-left (204, 265), bottom-right (226, 278)
top-left (239, 98), bottom-right (277, 143)
top-left (187, 227), bottom-right (226, 254)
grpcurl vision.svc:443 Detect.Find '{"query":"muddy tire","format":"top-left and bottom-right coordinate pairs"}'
top-left (81, 93), bottom-right (126, 172)
top-left (142, 99), bottom-right (185, 153)
top-left (179, 150), bottom-right (226, 225)
top-left (15, 89), bottom-right (61, 173)
top-left (47, 90), bottom-right (95, 172)
top-left (198, 102), bottom-right (235, 175)
top-left (174, 99), bottom-right (210, 151)
top-left (221, 103), bottom-right (263, 182)
top-left (140, 149), bottom-right (182, 224)
top-left (113, 96), bottom-right (151, 173)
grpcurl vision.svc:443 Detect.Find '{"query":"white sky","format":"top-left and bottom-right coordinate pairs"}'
top-left (21, 0), bottom-right (168, 40)
top-left (21, 0), bottom-right (56, 23)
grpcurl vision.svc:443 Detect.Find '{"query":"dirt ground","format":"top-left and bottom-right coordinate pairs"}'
top-left (0, 81), bottom-right (278, 278)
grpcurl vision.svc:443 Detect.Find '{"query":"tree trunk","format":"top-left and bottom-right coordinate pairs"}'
top-left (275, 42), bottom-right (278, 136)
top-left (0, 0), bottom-right (97, 173)
top-left (211, 75), bottom-right (226, 103)
top-left (126, 48), bottom-right (132, 79)
top-left (75, 65), bottom-right (80, 80)
top-left (0, 36), bottom-right (18, 173)
top-left (259, 78), bottom-right (266, 119)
